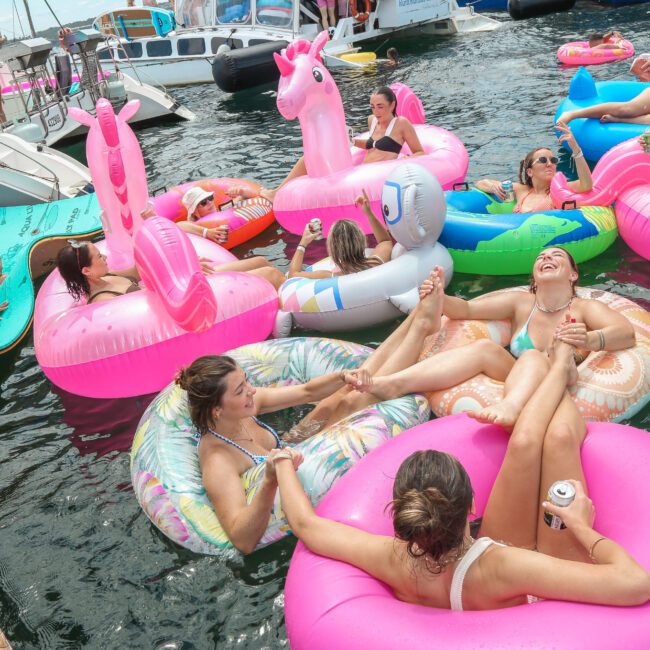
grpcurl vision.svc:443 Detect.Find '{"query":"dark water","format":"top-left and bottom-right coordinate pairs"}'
top-left (1, 3), bottom-right (649, 648)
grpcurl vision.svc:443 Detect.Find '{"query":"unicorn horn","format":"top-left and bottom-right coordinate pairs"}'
top-left (274, 52), bottom-right (295, 77)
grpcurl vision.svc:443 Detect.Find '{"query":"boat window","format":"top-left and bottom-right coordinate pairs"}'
top-left (118, 43), bottom-right (143, 59)
top-left (256, 0), bottom-right (294, 28)
top-left (97, 48), bottom-right (112, 61)
top-left (177, 38), bottom-right (207, 55)
top-left (211, 37), bottom-right (244, 53)
top-left (146, 40), bottom-right (173, 57)
top-left (215, 0), bottom-right (252, 25)
top-left (176, 0), bottom-right (216, 27)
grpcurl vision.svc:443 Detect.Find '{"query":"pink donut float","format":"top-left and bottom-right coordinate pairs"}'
top-left (616, 184), bottom-right (650, 260)
top-left (285, 414), bottom-right (650, 649)
top-left (557, 39), bottom-right (635, 66)
top-left (34, 99), bottom-right (278, 398)
top-left (272, 33), bottom-right (468, 236)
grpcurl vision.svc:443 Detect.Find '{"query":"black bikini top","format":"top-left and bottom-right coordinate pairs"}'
top-left (365, 116), bottom-right (402, 155)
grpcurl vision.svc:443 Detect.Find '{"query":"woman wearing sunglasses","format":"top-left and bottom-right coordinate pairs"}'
top-left (179, 187), bottom-right (229, 244)
top-left (475, 122), bottom-right (593, 213)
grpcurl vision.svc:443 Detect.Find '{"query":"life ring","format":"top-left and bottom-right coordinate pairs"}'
top-left (350, 0), bottom-right (370, 22)
top-left (130, 337), bottom-right (430, 555)
top-left (419, 286), bottom-right (650, 422)
top-left (557, 39), bottom-right (635, 66)
top-left (285, 415), bottom-right (650, 649)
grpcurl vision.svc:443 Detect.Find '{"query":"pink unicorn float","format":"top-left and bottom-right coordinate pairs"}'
top-left (271, 32), bottom-right (469, 236)
top-left (34, 99), bottom-right (278, 399)
top-left (551, 136), bottom-right (650, 260)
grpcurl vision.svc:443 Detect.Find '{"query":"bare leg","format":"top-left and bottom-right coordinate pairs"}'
top-left (467, 349), bottom-right (551, 429)
top-left (369, 339), bottom-right (514, 401)
top-left (558, 88), bottom-right (650, 125)
top-left (319, 6), bottom-right (330, 29)
top-left (291, 272), bottom-right (445, 436)
top-left (245, 266), bottom-right (285, 290)
top-left (211, 256), bottom-right (284, 289)
top-left (327, 6), bottom-right (336, 28)
top-left (535, 390), bottom-right (588, 562)
top-left (480, 349), bottom-right (572, 549)
top-left (262, 156), bottom-right (308, 201)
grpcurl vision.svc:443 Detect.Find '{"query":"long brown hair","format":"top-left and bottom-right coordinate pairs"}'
top-left (390, 450), bottom-right (473, 573)
top-left (57, 242), bottom-right (92, 301)
top-left (328, 220), bottom-right (372, 274)
top-left (176, 355), bottom-right (238, 435)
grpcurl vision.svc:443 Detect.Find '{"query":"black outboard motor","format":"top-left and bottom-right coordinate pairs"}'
top-left (508, 0), bottom-right (575, 20)
top-left (54, 52), bottom-right (73, 95)
top-left (212, 40), bottom-right (289, 93)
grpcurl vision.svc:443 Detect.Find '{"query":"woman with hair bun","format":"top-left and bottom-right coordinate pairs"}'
top-left (474, 121), bottom-right (593, 213)
top-left (272, 341), bottom-right (650, 609)
top-left (228, 86), bottom-right (425, 203)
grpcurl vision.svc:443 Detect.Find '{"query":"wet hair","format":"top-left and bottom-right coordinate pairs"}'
top-left (529, 246), bottom-right (579, 294)
top-left (57, 242), bottom-right (92, 301)
top-left (327, 219), bottom-right (372, 274)
top-left (176, 355), bottom-right (238, 435)
top-left (373, 86), bottom-right (397, 116)
top-left (588, 33), bottom-right (604, 47)
top-left (390, 450), bottom-right (473, 573)
top-left (387, 47), bottom-right (399, 63)
top-left (518, 147), bottom-right (552, 188)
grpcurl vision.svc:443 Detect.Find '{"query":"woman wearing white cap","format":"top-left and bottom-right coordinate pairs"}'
top-left (179, 187), bottom-right (230, 244)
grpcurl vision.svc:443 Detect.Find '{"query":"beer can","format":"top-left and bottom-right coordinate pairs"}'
top-left (309, 218), bottom-right (323, 240)
top-left (543, 480), bottom-right (576, 529)
top-left (642, 131), bottom-right (650, 154)
top-left (502, 180), bottom-right (515, 203)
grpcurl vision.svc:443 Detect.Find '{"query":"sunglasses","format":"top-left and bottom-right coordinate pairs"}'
top-left (531, 156), bottom-right (559, 166)
top-left (198, 195), bottom-right (214, 207)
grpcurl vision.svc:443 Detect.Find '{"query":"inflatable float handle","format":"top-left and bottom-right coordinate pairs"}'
top-left (562, 200), bottom-right (577, 211)
top-left (134, 217), bottom-right (218, 332)
top-left (453, 182), bottom-right (470, 192)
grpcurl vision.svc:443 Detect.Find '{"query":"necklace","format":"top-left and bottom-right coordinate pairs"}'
top-left (536, 297), bottom-right (573, 313)
top-left (230, 420), bottom-right (255, 444)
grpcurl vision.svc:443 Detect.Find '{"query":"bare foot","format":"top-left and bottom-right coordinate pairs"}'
top-left (259, 186), bottom-right (277, 202)
top-left (415, 266), bottom-right (444, 331)
top-left (467, 400), bottom-right (522, 430)
top-left (600, 114), bottom-right (615, 123)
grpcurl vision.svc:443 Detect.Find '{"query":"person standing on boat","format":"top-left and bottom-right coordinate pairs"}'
top-left (228, 86), bottom-right (425, 203)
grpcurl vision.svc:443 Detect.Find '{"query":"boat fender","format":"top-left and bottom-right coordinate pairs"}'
top-left (350, 0), bottom-right (371, 22)
top-left (212, 40), bottom-right (289, 93)
top-left (508, 0), bottom-right (575, 20)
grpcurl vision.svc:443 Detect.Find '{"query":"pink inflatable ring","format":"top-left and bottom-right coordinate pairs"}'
top-left (557, 39), bottom-right (635, 66)
top-left (285, 414), bottom-right (650, 649)
top-left (420, 287), bottom-right (650, 422)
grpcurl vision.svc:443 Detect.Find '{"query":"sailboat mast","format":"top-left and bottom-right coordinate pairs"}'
top-left (21, 0), bottom-right (37, 38)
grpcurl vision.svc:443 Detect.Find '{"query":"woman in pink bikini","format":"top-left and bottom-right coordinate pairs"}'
top-left (474, 121), bottom-right (593, 212)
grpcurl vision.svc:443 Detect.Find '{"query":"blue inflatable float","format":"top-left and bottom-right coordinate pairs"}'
top-left (555, 67), bottom-right (650, 162)
top-left (439, 187), bottom-right (618, 275)
top-left (0, 193), bottom-right (102, 354)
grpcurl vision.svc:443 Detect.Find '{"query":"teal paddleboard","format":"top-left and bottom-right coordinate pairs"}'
top-left (0, 193), bottom-right (102, 354)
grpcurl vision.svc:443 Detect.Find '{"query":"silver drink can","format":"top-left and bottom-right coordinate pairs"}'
top-left (543, 480), bottom-right (576, 529)
top-left (309, 218), bottom-right (323, 240)
top-left (502, 180), bottom-right (515, 202)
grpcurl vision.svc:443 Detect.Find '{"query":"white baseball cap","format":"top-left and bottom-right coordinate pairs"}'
top-left (182, 187), bottom-right (214, 217)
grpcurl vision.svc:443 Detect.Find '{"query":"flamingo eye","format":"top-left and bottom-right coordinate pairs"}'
top-left (312, 67), bottom-right (324, 82)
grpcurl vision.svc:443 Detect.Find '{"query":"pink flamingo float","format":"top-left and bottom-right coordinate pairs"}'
top-left (34, 99), bottom-right (278, 399)
top-left (551, 136), bottom-right (650, 260)
top-left (272, 32), bottom-right (469, 236)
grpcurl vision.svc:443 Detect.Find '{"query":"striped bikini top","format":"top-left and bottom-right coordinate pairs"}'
top-left (207, 418), bottom-right (283, 465)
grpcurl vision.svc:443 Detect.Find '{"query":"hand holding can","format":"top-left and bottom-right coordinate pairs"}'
top-left (309, 218), bottom-right (323, 240)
